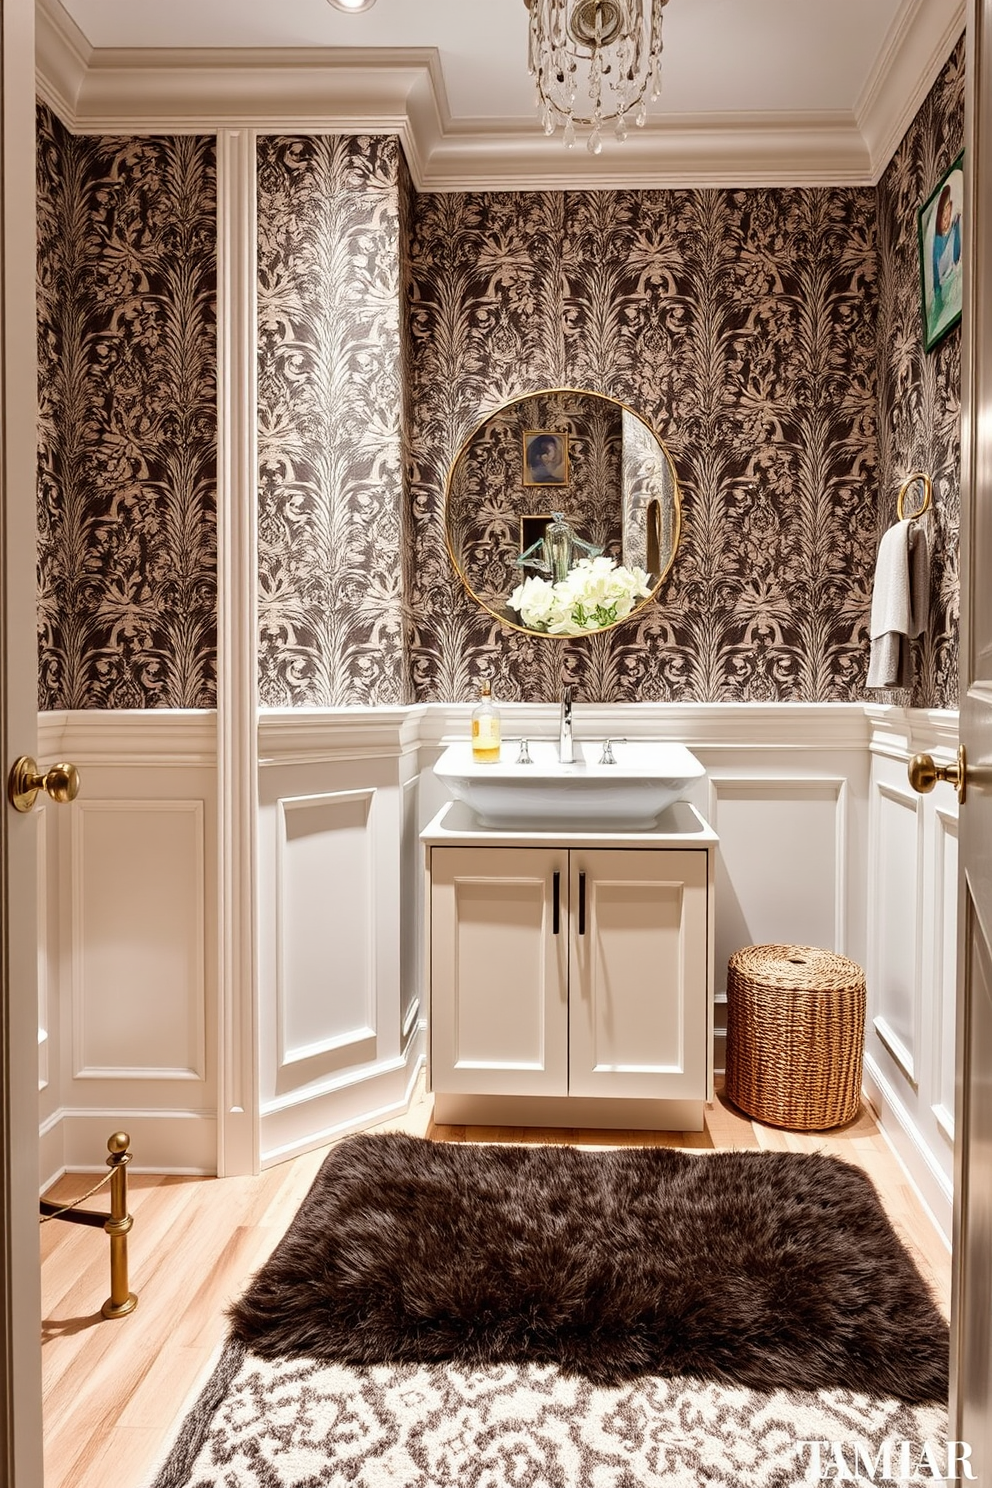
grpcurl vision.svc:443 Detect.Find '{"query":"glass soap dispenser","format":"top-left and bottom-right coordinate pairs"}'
top-left (471, 680), bottom-right (501, 763)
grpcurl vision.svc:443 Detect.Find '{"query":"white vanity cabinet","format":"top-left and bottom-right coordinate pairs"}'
top-left (422, 801), bottom-right (717, 1131)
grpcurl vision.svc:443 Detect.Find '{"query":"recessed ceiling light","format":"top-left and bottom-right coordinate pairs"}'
top-left (326, 0), bottom-right (377, 11)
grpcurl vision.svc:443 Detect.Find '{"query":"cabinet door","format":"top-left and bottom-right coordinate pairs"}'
top-left (568, 849), bottom-right (708, 1100)
top-left (430, 847), bottom-right (568, 1096)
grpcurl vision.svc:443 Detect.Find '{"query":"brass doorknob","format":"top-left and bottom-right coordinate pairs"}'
top-left (908, 744), bottom-right (966, 805)
top-left (7, 757), bottom-right (80, 814)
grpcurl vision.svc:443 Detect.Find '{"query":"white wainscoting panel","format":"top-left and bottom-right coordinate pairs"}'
top-left (276, 789), bottom-right (376, 1071)
top-left (38, 711), bottom-right (218, 1183)
top-left (72, 800), bottom-right (206, 1079)
top-left (863, 705), bottom-right (959, 1242)
top-left (932, 804), bottom-right (958, 1141)
top-left (401, 773), bottom-right (421, 1044)
top-left (37, 794), bottom-right (62, 1185)
top-left (36, 807), bottom-right (50, 1095)
top-left (257, 712), bottom-right (427, 1167)
top-left (35, 697), bottom-right (956, 1248)
top-left (707, 778), bottom-right (848, 979)
top-left (870, 781), bottom-right (922, 1083)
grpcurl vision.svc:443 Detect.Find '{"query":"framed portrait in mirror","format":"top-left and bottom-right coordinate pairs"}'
top-left (523, 430), bottom-right (569, 486)
top-left (918, 151), bottom-right (964, 353)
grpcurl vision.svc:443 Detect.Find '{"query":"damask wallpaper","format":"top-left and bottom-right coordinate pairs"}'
top-left (875, 38), bottom-right (964, 713)
top-left (256, 134), bottom-right (410, 707)
top-left (35, 35), bottom-right (962, 712)
top-left (37, 105), bottom-right (217, 710)
top-left (407, 186), bottom-right (880, 703)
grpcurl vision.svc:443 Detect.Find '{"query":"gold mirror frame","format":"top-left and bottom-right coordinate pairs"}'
top-left (444, 388), bottom-right (682, 638)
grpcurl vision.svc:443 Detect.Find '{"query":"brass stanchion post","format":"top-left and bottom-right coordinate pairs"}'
top-left (101, 1131), bottom-right (138, 1319)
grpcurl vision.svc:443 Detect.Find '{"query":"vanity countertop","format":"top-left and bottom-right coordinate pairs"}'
top-left (421, 798), bottom-right (718, 848)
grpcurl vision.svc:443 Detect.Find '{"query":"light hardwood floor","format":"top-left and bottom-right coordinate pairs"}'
top-left (40, 1080), bottom-right (952, 1488)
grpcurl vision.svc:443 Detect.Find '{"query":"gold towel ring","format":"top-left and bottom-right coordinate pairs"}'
top-left (897, 471), bottom-right (932, 521)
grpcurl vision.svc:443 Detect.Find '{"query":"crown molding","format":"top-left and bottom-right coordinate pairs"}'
top-left (64, 45), bottom-right (445, 134)
top-left (35, 0), bottom-right (90, 121)
top-left (857, 0), bottom-right (966, 179)
top-left (35, 0), bottom-right (959, 191)
top-left (417, 113), bottom-right (871, 191)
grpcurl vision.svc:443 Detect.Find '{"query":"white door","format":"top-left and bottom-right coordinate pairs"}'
top-left (568, 849), bottom-right (708, 1100)
top-left (1, 1), bottom-right (45, 1482)
top-left (429, 846), bottom-right (568, 1097)
top-left (949, 0), bottom-right (992, 1460)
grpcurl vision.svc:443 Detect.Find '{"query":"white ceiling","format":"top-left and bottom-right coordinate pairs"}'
top-left (38, 0), bottom-right (966, 190)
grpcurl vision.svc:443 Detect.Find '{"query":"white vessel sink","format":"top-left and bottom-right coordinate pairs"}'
top-left (433, 739), bottom-right (706, 829)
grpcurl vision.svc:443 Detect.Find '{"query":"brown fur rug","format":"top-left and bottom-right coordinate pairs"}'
top-left (227, 1133), bottom-right (947, 1404)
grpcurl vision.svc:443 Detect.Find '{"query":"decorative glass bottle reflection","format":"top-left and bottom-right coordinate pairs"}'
top-left (516, 511), bottom-right (603, 583)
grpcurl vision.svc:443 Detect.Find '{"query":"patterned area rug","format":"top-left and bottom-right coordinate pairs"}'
top-left (149, 1341), bottom-right (949, 1488)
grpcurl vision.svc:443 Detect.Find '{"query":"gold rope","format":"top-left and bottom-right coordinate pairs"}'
top-left (40, 1168), bottom-right (115, 1223)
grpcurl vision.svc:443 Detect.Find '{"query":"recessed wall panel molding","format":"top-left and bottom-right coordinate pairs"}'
top-left (257, 712), bottom-right (426, 1166)
top-left (275, 789), bottom-right (376, 1074)
top-left (706, 777), bottom-right (849, 983)
top-left (36, 709), bottom-right (219, 1175)
top-left (400, 774), bottom-right (421, 1044)
top-left (37, 809), bottom-right (51, 1094)
top-left (863, 708), bottom-right (958, 1240)
top-left (931, 804), bottom-right (958, 1142)
top-left (870, 781), bottom-right (923, 1083)
top-left (71, 800), bottom-right (206, 1079)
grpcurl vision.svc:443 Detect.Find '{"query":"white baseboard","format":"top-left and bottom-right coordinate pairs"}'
top-left (40, 1109), bottom-right (218, 1187)
top-left (862, 1054), bottom-right (953, 1245)
top-left (259, 1043), bottom-right (427, 1168)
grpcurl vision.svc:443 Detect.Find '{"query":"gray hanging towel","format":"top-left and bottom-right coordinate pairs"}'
top-left (866, 520), bottom-right (930, 689)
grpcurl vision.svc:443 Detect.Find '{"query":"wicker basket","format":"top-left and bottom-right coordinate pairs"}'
top-left (725, 944), bottom-right (866, 1130)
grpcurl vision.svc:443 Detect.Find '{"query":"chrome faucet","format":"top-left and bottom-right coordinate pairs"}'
top-left (558, 685), bottom-right (574, 763)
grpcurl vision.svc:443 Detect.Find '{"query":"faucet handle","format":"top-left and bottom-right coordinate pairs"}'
top-left (598, 738), bottom-right (627, 765)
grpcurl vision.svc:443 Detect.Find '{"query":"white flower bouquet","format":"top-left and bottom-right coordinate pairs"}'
top-left (507, 555), bottom-right (653, 635)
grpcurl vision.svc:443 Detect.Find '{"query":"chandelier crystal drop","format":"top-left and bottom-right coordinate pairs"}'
top-left (525, 0), bottom-right (668, 154)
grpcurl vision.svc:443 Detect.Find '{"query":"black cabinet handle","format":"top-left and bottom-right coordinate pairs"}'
top-left (552, 870), bottom-right (560, 934)
top-left (578, 870), bottom-right (586, 935)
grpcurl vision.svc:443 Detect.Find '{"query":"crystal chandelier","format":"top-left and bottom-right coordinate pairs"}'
top-left (524, 0), bottom-right (668, 154)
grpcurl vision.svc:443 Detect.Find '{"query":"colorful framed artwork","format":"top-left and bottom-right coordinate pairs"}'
top-left (918, 151), bottom-right (964, 353)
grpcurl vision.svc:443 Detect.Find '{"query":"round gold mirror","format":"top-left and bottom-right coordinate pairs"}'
top-left (444, 388), bottom-right (681, 636)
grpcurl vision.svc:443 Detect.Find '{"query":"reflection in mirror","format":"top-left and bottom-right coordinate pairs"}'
top-left (516, 511), bottom-right (603, 582)
top-left (444, 389), bottom-right (680, 636)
